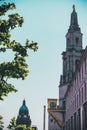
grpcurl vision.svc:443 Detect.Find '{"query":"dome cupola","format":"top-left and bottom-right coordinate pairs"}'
top-left (16, 99), bottom-right (31, 127)
top-left (19, 100), bottom-right (29, 115)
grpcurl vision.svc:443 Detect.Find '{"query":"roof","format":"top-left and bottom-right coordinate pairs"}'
top-left (19, 100), bottom-right (29, 115)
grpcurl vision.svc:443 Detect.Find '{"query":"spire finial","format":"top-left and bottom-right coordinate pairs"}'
top-left (68, 5), bottom-right (80, 32)
top-left (23, 99), bottom-right (26, 105)
top-left (73, 5), bottom-right (75, 11)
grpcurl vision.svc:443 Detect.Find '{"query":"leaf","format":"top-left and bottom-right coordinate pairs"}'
top-left (0, 1), bottom-right (38, 100)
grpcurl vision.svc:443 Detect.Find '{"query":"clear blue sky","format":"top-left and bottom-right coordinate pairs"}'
top-left (0, 0), bottom-right (87, 130)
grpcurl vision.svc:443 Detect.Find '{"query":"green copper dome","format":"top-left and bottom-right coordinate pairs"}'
top-left (16, 100), bottom-right (31, 127)
top-left (19, 100), bottom-right (29, 115)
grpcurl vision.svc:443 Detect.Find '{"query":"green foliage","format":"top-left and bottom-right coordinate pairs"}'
top-left (7, 117), bottom-right (34, 130)
top-left (0, 2), bottom-right (16, 16)
top-left (15, 125), bottom-right (33, 130)
top-left (15, 125), bottom-right (26, 130)
top-left (0, 1), bottom-right (38, 100)
top-left (0, 115), bottom-right (4, 130)
top-left (7, 117), bottom-right (16, 130)
top-left (27, 128), bottom-right (33, 130)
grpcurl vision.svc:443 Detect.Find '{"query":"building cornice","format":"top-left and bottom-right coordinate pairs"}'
top-left (48, 108), bottom-right (65, 113)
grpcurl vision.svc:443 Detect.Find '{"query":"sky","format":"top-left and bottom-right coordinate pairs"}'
top-left (0, 0), bottom-right (87, 130)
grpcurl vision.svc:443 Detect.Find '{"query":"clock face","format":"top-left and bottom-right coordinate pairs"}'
top-left (50, 102), bottom-right (56, 108)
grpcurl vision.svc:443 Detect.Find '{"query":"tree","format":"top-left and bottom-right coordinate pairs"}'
top-left (7, 117), bottom-right (33, 130)
top-left (7, 117), bottom-right (16, 130)
top-left (15, 125), bottom-right (26, 130)
top-left (0, 1), bottom-right (38, 100)
top-left (15, 125), bottom-right (33, 130)
top-left (0, 115), bottom-right (4, 130)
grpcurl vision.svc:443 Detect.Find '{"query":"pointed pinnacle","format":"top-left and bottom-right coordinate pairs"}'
top-left (73, 5), bottom-right (75, 11)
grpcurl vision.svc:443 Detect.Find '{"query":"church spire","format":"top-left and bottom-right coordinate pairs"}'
top-left (64, 5), bottom-right (83, 83)
top-left (73, 5), bottom-right (75, 11)
top-left (23, 99), bottom-right (26, 105)
top-left (68, 5), bottom-right (80, 32)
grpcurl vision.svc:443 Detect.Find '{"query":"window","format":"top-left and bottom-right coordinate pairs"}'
top-left (79, 90), bottom-right (81, 106)
top-left (85, 83), bottom-right (86, 100)
top-left (66, 121), bottom-right (68, 130)
top-left (75, 60), bottom-right (80, 70)
top-left (50, 118), bottom-right (53, 122)
top-left (82, 87), bottom-right (83, 103)
top-left (67, 38), bottom-right (70, 45)
top-left (50, 102), bottom-right (56, 108)
top-left (75, 96), bottom-right (76, 108)
top-left (78, 109), bottom-right (81, 130)
top-left (79, 69), bottom-right (81, 84)
top-left (74, 113), bottom-right (76, 130)
top-left (82, 65), bottom-right (83, 78)
top-left (76, 37), bottom-right (79, 45)
top-left (63, 100), bottom-right (66, 109)
top-left (71, 116), bottom-right (73, 130)
top-left (68, 119), bottom-right (70, 130)
top-left (77, 94), bottom-right (78, 108)
top-left (85, 58), bottom-right (86, 74)
top-left (83, 102), bottom-right (87, 129)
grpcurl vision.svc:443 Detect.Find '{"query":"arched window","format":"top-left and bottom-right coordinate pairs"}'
top-left (67, 38), bottom-right (70, 46)
top-left (75, 60), bottom-right (80, 70)
top-left (76, 37), bottom-right (79, 45)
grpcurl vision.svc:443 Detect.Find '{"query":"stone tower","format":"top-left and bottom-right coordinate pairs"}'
top-left (59, 5), bottom-right (83, 108)
top-left (48, 5), bottom-right (84, 130)
top-left (16, 100), bottom-right (31, 127)
top-left (61, 5), bottom-right (83, 84)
